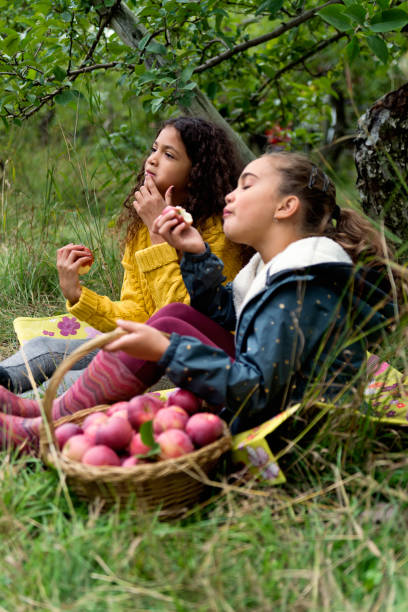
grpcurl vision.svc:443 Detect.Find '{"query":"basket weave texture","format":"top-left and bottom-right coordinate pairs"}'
top-left (39, 330), bottom-right (232, 516)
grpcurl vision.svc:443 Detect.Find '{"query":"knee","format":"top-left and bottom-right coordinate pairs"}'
top-left (147, 316), bottom-right (180, 334)
top-left (149, 303), bottom-right (195, 321)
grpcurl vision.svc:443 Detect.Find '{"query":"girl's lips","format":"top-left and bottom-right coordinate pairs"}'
top-left (145, 170), bottom-right (155, 177)
top-left (222, 209), bottom-right (232, 217)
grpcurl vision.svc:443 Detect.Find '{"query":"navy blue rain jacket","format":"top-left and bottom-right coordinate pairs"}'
top-left (158, 245), bottom-right (396, 434)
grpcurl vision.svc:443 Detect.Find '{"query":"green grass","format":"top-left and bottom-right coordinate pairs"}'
top-left (1, 104), bottom-right (408, 610)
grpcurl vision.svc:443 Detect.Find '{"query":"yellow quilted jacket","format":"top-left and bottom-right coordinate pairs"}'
top-left (66, 216), bottom-right (244, 332)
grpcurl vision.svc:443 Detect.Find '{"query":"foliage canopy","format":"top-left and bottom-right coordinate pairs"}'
top-left (0, 0), bottom-right (407, 147)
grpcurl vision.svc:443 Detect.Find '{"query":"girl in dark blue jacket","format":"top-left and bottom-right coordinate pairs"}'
top-left (0, 152), bottom-right (398, 449)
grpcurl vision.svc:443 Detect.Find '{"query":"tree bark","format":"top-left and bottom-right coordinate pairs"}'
top-left (355, 82), bottom-right (408, 241)
top-left (95, 1), bottom-right (255, 164)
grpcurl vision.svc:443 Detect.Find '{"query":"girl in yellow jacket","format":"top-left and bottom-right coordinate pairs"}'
top-left (0, 116), bottom-right (247, 393)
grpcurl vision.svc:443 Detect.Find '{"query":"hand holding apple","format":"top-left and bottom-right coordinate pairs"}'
top-left (152, 206), bottom-right (206, 254)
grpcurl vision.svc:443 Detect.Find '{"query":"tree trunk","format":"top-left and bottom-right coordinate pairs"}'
top-left (95, 1), bottom-right (255, 164)
top-left (355, 82), bottom-right (408, 242)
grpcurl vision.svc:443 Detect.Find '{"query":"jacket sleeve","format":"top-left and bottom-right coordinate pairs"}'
top-left (134, 216), bottom-right (244, 313)
top-left (157, 288), bottom-right (306, 429)
top-left (180, 244), bottom-right (237, 330)
top-left (66, 241), bottom-right (150, 332)
top-left (158, 282), bottom-right (342, 433)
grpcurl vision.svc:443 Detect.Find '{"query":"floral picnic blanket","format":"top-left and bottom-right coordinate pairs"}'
top-left (13, 313), bottom-right (101, 344)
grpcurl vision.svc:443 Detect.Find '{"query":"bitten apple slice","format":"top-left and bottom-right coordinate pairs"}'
top-left (78, 246), bottom-right (94, 275)
top-left (174, 206), bottom-right (193, 225)
top-left (162, 205), bottom-right (193, 225)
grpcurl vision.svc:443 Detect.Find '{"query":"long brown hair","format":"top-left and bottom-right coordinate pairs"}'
top-left (266, 151), bottom-right (393, 268)
top-left (119, 116), bottom-right (245, 244)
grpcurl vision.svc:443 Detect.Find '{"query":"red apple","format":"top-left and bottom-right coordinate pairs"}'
top-left (127, 393), bottom-right (164, 430)
top-left (78, 246), bottom-right (94, 275)
top-left (55, 423), bottom-right (83, 449)
top-left (82, 445), bottom-right (121, 466)
top-left (106, 402), bottom-right (130, 420)
top-left (82, 412), bottom-right (109, 444)
top-left (157, 429), bottom-right (194, 459)
top-left (121, 455), bottom-right (140, 467)
top-left (62, 434), bottom-right (93, 462)
top-left (166, 388), bottom-right (202, 414)
top-left (153, 406), bottom-right (189, 434)
top-left (93, 416), bottom-right (133, 450)
top-left (128, 432), bottom-right (153, 456)
top-left (186, 413), bottom-right (224, 447)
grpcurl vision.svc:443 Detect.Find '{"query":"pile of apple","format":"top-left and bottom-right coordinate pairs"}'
top-left (55, 388), bottom-right (225, 467)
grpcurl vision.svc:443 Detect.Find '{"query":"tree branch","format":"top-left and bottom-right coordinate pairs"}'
top-left (193, 0), bottom-right (343, 74)
top-left (233, 32), bottom-right (346, 125)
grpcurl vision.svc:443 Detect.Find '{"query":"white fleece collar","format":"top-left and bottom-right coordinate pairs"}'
top-left (232, 236), bottom-right (352, 317)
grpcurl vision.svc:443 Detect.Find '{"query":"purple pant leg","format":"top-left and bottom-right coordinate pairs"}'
top-left (117, 304), bottom-right (235, 386)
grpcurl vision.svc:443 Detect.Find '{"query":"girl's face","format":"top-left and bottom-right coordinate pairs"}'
top-left (144, 126), bottom-right (192, 202)
top-left (222, 156), bottom-right (286, 249)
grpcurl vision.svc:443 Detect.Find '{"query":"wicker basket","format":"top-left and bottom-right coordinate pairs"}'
top-left (39, 329), bottom-right (232, 517)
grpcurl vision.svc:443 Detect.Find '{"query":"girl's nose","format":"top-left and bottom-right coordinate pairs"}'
top-left (148, 150), bottom-right (159, 165)
top-left (225, 190), bottom-right (234, 203)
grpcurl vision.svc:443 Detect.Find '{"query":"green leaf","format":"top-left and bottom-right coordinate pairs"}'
top-left (366, 35), bottom-right (388, 63)
top-left (146, 40), bottom-right (168, 55)
top-left (345, 36), bottom-right (360, 63)
top-left (138, 33), bottom-right (150, 51)
top-left (1, 32), bottom-right (21, 55)
top-left (370, 9), bottom-right (408, 32)
top-left (139, 420), bottom-right (156, 448)
top-left (180, 65), bottom-right (195, 83)
top-left (151, 96), bottom-right (165, 113)
top-left (53, 66), bottom-right (66, 82)
top-left (318, 6), bottom-right (352, 31)
top-left (55, 89), bottom-right (82, 105)
top-left (346, 4), bottom-right (366, 25)
top-left (256, 0), bottom-right (284, 17)
top-left (26, 69), bottom-right (38, 81)
top-left (206, 81), bottom-right (218, 99)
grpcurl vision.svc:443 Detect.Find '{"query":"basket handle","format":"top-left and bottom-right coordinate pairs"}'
top-left (41, 328), bottom-right (127, 438)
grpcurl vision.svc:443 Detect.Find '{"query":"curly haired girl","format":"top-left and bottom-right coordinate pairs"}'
top-left (0, 116), bottom-right (248, 393)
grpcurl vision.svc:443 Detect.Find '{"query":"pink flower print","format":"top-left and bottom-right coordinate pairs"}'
top-left (42, 330), bottom-right (55, 336)
top-left (246, 446), bottom-right (269, 468)
top-left (57, 316), bottom-right (81, 337)
top-left (396, 402), bottom-right (406, 408)
top-left (373, 361), bottom-right (390, 377)
top-left (261, 462), bottom-right (280, 481)
top-left (84, 327), bottom-right (102, 339)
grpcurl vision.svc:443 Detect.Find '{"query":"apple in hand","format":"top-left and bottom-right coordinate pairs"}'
top-left (153, 406), bottom-right (189, 434)
top-left (82, 445), bottom-right (121, 466)
top-left (78, 246), bottom-right (94, 275)
top-left (186, 413), bottom-right (224, 447)
top-left (157, 429), bottom-right (194, 459)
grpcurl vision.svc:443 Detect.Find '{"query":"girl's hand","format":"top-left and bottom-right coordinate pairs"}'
top-left (153, 206), bottom-right (206, 254)
top-left (104, 319), bottom-right (170, 361)
top-left (132, 175), bottom-right (167, 244)
top-left (57, 244), bottom-right (92, 304)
